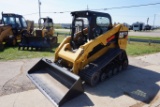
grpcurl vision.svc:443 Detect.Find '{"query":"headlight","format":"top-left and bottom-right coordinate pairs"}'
top-left (9, 35), bottom-right (14, 38)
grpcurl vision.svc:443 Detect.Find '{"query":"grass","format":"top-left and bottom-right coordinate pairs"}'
top-left (127, 42), bottom-right (160, 56)
top-left (128, 36), bottom-right (160, 55)
top-left (0, 48), bottom-right (54, 60)
top-left (54, 24), bottom-right (63, 29)
top-left (0, 35), bottom-right (66, 61)
top-left (0, 35), bottom-right (160, 61)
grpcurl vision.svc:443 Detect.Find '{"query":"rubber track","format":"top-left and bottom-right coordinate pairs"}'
top-left (79, 48), bottom-right (123, 85)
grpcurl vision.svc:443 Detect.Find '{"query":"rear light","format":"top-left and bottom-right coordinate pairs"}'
top-left (119, 32), bottom-right (128, 38)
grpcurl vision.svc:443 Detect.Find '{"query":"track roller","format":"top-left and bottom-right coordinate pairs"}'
top-left (122, 59), bottom-right (128, 70)
top-left (100, 69), bottom-right (107, 82)
top-left (89, 72), bottom-right (100, 86)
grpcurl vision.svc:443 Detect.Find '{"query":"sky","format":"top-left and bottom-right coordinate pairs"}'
top-left (1, 0), bottom-right (160, 26)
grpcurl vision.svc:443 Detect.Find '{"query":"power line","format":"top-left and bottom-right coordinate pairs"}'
top-left (24, 11), bottom-right (72, 16)
top-left (93, 2), bottom-right (160, 11)
top-left (24, 12), bottom-right (39, 16)
top-left (23, 2), bottom-right (160, 16)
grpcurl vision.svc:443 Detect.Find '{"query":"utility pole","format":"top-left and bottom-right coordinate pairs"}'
top-left (153, 14), bottom-right (156, 27)
top-left (38, 0), bottom-right (41, 28)
top-left (147, 17), bottom-right (149, 25)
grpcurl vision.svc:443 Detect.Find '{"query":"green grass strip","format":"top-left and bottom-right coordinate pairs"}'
top-left (129, 36), bottom-right (160, 40)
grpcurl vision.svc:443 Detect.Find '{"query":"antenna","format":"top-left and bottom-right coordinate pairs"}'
top-left (87, 5), bottom-right (89, 10)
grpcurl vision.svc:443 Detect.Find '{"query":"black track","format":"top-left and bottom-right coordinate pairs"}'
top-left (79, 48), bottom-right (128, 86)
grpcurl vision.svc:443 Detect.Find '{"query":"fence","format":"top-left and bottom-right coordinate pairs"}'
top-left (128, 38), bottom-right (160, 44)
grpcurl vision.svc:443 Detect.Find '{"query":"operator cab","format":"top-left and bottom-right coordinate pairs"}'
top-left (38, 17), bottom-right (54, 29)
top-left (70, 10), bottom-right (112, 49)
top-left (1, 13), bottom-right (27, 34)
top-left (36, 17), bottom-right (54, 37)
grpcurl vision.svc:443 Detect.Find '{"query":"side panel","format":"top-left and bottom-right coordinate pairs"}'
top-left (76, 24), bottom-right (126, 72)
top-left (0, 25), bottom-right (13, 43)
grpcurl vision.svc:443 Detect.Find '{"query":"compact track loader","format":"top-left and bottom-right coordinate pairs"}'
top-left (27, 10), bottom-right (128, 106)
top-left (0, 13), bottom-right (28, 51)
top-left (19, 17), bottom-right (57, 50)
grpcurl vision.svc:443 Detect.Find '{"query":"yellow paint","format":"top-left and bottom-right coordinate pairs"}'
top-left (54, 24), bottom-right (128, 74)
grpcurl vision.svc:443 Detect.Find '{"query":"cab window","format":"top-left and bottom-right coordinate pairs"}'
top-left (21, 17), bottom-right (27, 28)
top-left (96, 17), bottom-right (110, 27)
top-left (16, 18), bottom-right (21, 27)
top-left (3, 16), bottom-right (15, 26)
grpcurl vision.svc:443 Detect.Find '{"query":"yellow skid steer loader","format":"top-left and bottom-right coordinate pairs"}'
top-left (27, 10), bottom-right (128, 106)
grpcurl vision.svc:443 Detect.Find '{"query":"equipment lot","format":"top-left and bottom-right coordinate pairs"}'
top-left (0, 53), bottom-right (160, 107)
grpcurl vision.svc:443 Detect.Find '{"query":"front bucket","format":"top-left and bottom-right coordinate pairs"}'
top-left (27, 58), bottom-right (84, 107)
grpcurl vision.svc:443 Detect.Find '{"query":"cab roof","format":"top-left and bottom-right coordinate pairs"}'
top-left (2, 13), bottom-right (23, 17)
top-left (71, 10), bottom-right (111, 18)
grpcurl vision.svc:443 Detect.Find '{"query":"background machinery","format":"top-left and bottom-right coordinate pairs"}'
top-left (27, 10), bottom-right (129, 106)
top-left (132, 22), bottom-right (145, 31)
top-left (19, 17), bottom-right (57, 50)
top-left (0, 12), bottom-right (28, 51)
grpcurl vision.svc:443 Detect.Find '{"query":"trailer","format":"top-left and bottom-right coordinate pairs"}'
top-left (132, 22), bottom-right (145, 31)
